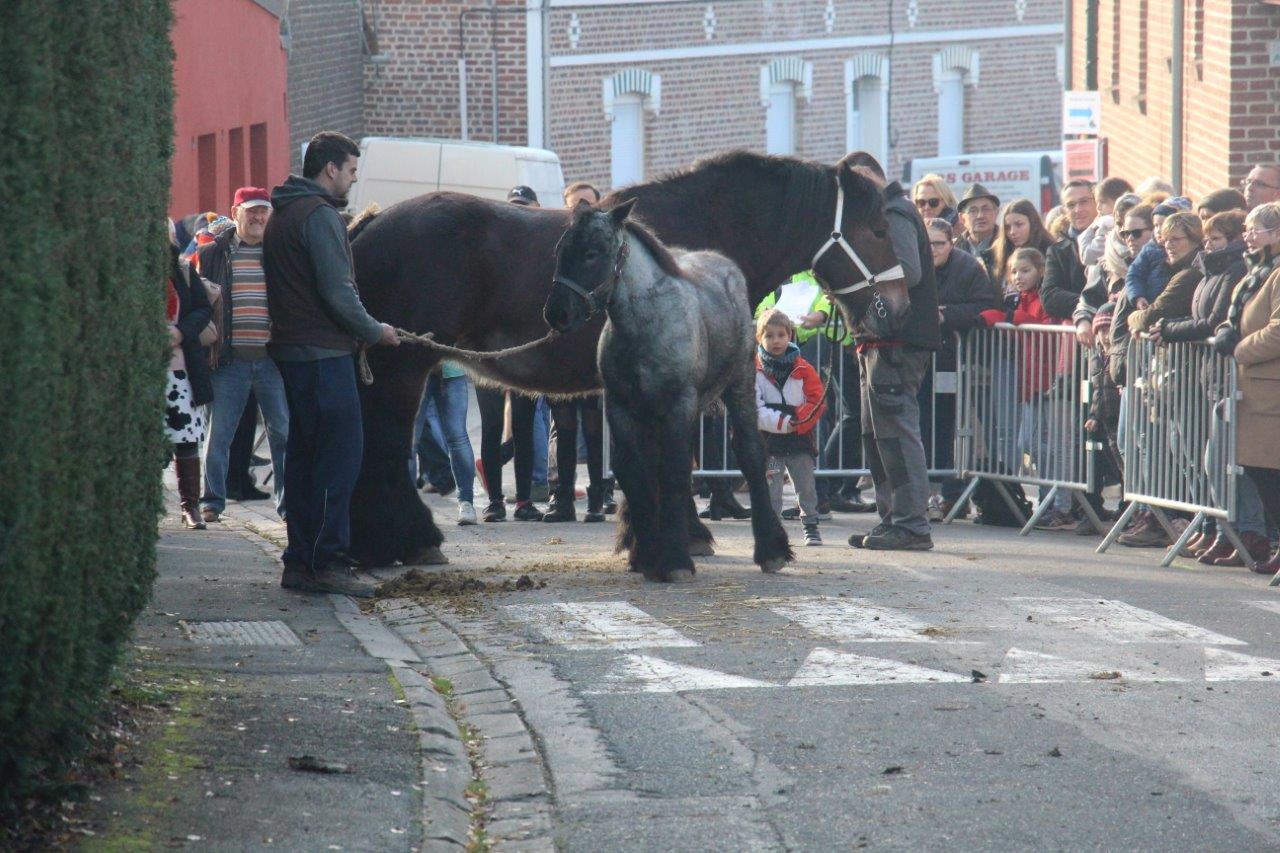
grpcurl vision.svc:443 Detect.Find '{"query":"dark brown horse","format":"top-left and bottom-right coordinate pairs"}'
top-left (348, 150), bottom-right (908, 567)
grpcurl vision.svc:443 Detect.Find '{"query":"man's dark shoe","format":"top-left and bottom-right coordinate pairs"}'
top-left (781, 507), bottom-right (800, 520)
top-left (281, 562), bottom-right (376, 598)
top-left (848, 523), bottom-right (889, 548)
top-left (543, 499), bottom-right (576, 522)
top-left (831, 494), bottom-right (876, 513)
top-left (238, 484), bottom-right (271, 501)
top-left (483, 501), bottom-right (507, 522)
top-left (514, 501), bottom-right (544, 521)
top-left (863, 525), bottom-right (934, 551)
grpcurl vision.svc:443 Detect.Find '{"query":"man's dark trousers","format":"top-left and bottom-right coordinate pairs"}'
top-left (276, 355), bottom-right (363, 571)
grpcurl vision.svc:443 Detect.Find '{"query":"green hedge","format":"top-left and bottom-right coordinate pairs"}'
top-left (0, 0), bottom-right (173, 810)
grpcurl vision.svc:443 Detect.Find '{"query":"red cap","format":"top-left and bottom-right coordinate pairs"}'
top-left (233, 186), bottom-right (271, 209)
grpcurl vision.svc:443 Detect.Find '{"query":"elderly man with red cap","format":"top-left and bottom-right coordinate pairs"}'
top-left (196, 186), bottom-right (291, 525)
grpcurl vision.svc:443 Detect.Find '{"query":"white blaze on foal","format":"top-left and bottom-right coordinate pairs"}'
top-left (504, 602), bottom-right (699, 649)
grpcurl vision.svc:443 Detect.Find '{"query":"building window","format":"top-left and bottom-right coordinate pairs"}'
top-left (197, 133), bottom-right (217, 213)
top-left (845, 54), bottom-right (888, 164)
top-left (759, 58), bottom-right (812, 156)
top-left (228, 127), bottom-right (245, 199)
top-left (602, 69), bottom-right (660, 189)
top-left (1110, 0), bottom-right (1121, 103)
top-left (249, 123), bottom-right (269, 188)
top-left (932, 47), bottom-right (978, 157)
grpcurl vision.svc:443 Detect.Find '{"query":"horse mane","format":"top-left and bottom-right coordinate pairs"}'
top-left (347, 202), bottom-right (380, 241)
top-left (624, 218), bottom-right (685, 278)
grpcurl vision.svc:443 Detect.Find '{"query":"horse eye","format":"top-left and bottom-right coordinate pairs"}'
top-left (872, 229), bottom-right (888, 240)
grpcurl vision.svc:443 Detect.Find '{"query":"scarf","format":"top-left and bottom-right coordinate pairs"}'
top-left (1227, 247), bottom-right (1278, 333)
top-left (758, 342), bottom-right (799, 388)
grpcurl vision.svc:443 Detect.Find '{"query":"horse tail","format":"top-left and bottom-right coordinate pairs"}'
top-left (347, 202), bottom-right (381, 241)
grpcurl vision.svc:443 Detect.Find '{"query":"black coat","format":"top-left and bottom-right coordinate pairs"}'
top-left (1041, 235), bottom-right (1088, 321)
top-left (936, 248), bottom-right (1000, 369)
top-left (1161, 240), bottom-right (1249, 343)
top-left (170, 248), bottom-right (214, 406)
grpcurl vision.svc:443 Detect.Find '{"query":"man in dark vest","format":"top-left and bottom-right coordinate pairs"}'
top-left (845, 152), bottom-right (942, 551)
top-left (264, 131), bottom-right (400, 597)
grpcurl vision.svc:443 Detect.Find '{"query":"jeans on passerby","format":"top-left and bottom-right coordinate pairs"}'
top-left (1206, 403), bottom-right (1266, 535)
top-left (413, 394), bottom-right (454, 491)
top-left (275, 355), bottom-right (363, 572)
top-left (533, 397), bottom-right (550, 491)
top-left (202, 357), bottom-right (289, 515)
top-left (414, 373), bottom-right (475, 504)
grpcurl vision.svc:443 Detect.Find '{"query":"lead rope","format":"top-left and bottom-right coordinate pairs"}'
top-left (357, 327), bottom-right (562, 386)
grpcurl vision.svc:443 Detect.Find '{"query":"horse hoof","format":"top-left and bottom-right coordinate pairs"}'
top-left (404, 545), bottom-right (449, 566)
top-left (666, 569), bottom-right (696, 584)
top-left (687, 540), bottom-right (715, 557)
top-left (759, 558), bottom-right (785, 574)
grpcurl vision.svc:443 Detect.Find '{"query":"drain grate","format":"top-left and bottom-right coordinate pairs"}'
top-left (183, 620), bottom-right (301, 646)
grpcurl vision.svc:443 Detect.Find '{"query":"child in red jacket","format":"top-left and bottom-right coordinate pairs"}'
top-left (981, 246), bottom-right (1075, 529)
top-left (755, 309), bottom-right (827, 546)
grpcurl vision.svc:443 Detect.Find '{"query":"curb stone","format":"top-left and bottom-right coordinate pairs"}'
top-left (211, 502), bottom-right (475, 851)
top-left (376, 598), bottom-right (558, 850)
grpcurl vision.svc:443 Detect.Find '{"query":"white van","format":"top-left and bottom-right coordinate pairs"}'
top-left (901, 150), bottom-right (1063, 215)
top-left (345, 137), bottom-right (567, 212)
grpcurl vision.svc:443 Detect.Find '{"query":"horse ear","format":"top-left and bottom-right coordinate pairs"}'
top-left (608, 198), bottom-right (637, 226)
top-left (574, 198), bottom-right (592, 210)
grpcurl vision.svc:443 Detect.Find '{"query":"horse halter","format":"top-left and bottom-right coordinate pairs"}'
top-left (552, 237), bottom-right (630, 317)
top-left (810, 178), bottom-right (906, 296)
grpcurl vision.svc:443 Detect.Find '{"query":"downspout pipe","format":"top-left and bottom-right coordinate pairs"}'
top-left (1171, 0), bottom-right (1185, 193)
top-left (1064, 0), bottom-right (1074, 91)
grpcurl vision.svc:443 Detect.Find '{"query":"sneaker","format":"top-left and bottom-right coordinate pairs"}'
top-left (514, 501), bottom-right (544, 521)
top-left (803, 524), bottom-right (822, 546)
top-left (1118, 521), bottom-right (1172, 548)
top-left (457, 501), bottom-right (477, 526)
top-left (848, 523), bottom-right (890, 549)
top-left (927, 494), bottom-right (945, 523)
top-left (863, 525), bottom-right (934, 551)
top-left (542, 500), bottom-right (576, 522)
top-left (1034, 510), bottom-right (1076, 531)
top-left (483, 501), bottom-right (506, 522)
top-left (781, 507), bottom-right (800, 521)
top-left (815, 502), bottom-right (833, 521)
top-left (281, 561), bottom-right (376, 598)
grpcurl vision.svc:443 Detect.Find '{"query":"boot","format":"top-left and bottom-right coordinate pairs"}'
top-left (543, 490), bottom-right (576, 522)
top-left (1196, 534), bottom-right (1235, 565)
top-left (174, 455), bottom-right (206, 530)
top-left (1212, 531), bottom-right (1272, 567)
top-left (702, 482), bottom-right (751, 520)
top-left (601, 479), bottom-right (618, 515)
top-left (583, 484), bottom-right (606, 523)
top-left (1251, 546), bottom-right (1280, 576)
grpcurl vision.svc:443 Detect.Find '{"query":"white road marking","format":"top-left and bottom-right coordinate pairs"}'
top-left (588, 654), bottom-right (775, 693)
top-left (503, 602), bottom-right (699, 649)
top-left (1204, 648), bottom-right (1280, 682)
top-left (1248, 600), bottom-right (1280, 618)
top-left (769, 596), bottom-right (950, 643)
top-left (998, 647), bottom-right (1180, 683)
top-left (787, 647), bottom-right (969, 687)
top-left (1007, 598), bottom-right (1246, 645)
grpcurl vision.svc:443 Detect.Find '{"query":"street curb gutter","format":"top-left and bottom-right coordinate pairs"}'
top-left (376, 598), bottom-right (558, 851)
top-left (210, 504), bottom-right (475, 851)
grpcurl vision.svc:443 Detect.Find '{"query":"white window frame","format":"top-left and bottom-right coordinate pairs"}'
top-left (765, 81), bottom-right (797, 155)
top-left (844, 55), bottom-right (889, 163)
top-left (931, 47), bottom-right (979, 158)
top-left (610, 93), bottom-right (645, 188)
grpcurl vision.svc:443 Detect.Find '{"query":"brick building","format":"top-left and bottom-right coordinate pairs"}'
top-left (281, 0), bottom-right (368, 171)
top-left (1067, 0), bottom-right (1280, 198)
top-left (361, 0), bottom-right (1066, 191)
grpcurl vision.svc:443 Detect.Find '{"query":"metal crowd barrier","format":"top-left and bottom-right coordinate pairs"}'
top-left (946, 323), bottom-right (1102, 536)
top-left (1094, 336), bottom-right (1268, 577)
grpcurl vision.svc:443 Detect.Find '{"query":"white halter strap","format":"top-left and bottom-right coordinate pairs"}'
top-left (810, 180), bottom-right (906, 295)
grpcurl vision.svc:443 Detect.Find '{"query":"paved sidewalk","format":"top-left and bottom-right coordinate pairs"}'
top-left (84, 494), bottom-right (457, 851)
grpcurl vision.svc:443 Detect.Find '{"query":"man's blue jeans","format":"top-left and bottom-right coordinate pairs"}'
top-left (413, 374), bottom-right (475, 504)
top-left (202, 357), bottom-right (288, 515)
top-left (275, 355), bottom-right (363, 572)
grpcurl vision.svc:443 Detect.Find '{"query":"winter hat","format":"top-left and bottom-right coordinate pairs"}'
top-left (1152, 196), bottom-right (1192, 218)
top-left (1093, 301), bottom-right (1115, 335)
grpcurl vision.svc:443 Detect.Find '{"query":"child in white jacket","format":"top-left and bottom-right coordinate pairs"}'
top-left (755, 310), bottom-right (827, 545)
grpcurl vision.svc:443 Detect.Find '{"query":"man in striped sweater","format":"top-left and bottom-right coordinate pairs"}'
top-left (197, 186), bottom-right (290, 524)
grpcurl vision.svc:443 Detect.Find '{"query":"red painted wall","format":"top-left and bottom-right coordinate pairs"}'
top-left (169, 0), bottom-right (289, 219)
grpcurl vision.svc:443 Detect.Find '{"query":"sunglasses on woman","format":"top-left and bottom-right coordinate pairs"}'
top-left (915, 197), bottom-right (943, 210)
top-left (1119, 227), bottom-right (1150, 240)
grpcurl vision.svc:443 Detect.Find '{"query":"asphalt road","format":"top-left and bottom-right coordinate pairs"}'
top-left (414, 487), bottom-right (1280, 851)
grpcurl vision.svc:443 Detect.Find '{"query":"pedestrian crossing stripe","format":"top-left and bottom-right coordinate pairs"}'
top-left (1007, 598), bottom-right (1246, 646)
top-left (768, 596), bottom-right (961, 643)
top-left (504, 601), bottom-right (699, 649)
top-left (587, 654), bottom-right (774, 694)
top-left (1204, 648), bottom-right (1280, 681)
top-left (787, 648), bottom-right (969, 687)
top-left (997, 647), bottom-right (1179, 684)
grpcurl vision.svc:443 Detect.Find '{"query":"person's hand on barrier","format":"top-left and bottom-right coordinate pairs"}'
top-left (1085, 418), bottom-right (1098, 433)
top-left (378, 323), bottom-right (401, 347)
top-left (1075, 319), bottom-right (1095, 348)
top-left (1211, 326), bottom-right (1241, 357)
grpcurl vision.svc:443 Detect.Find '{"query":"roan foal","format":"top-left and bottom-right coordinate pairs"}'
top-left (545, 199), bottom-right (792, 583)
